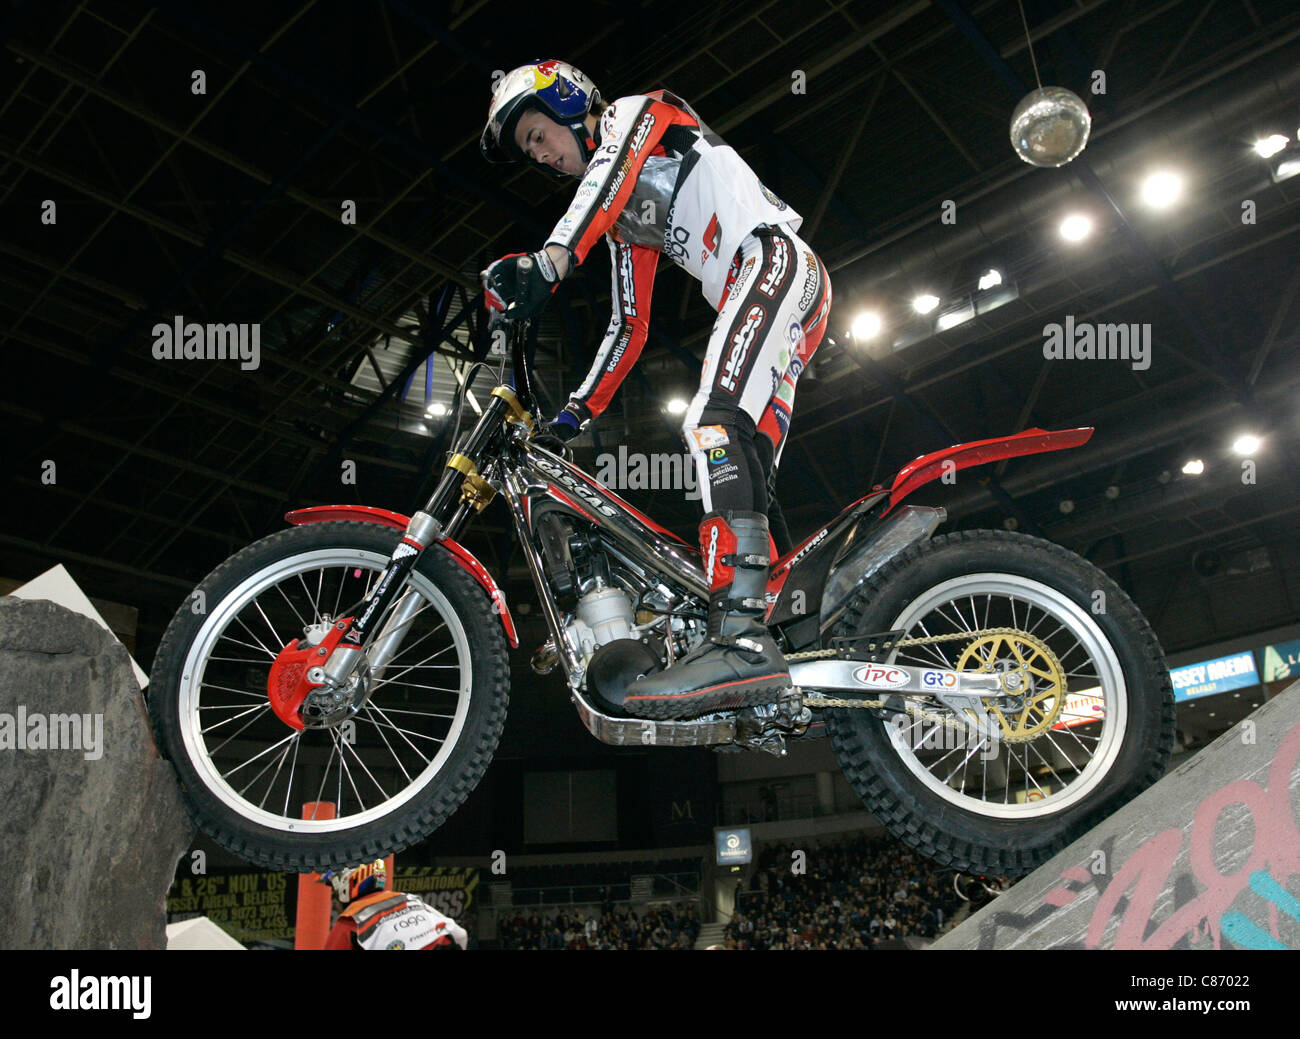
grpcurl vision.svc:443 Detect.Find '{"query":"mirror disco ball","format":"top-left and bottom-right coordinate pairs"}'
top-left (1010, 86), bottom-right (1091, 167)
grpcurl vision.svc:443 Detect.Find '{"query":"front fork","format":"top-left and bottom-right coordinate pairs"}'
top-left (315, 388), bottom-right (522, 692)
top-left (318, 509), bottom-right (446, 688)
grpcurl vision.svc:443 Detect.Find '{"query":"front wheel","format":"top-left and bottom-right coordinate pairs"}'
top-left (148, 522), bottom-right (509, 871)
top-left (825, 530), bottom-right (1174, 876)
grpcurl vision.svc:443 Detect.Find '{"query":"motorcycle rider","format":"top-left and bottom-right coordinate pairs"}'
top-left (322, 859), bottom-right (468, 950)
top-left (480, 61), bottom-right (832, 721)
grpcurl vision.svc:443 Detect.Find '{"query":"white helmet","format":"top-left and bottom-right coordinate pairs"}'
top-left (480, 59), bottom-right (600, 174)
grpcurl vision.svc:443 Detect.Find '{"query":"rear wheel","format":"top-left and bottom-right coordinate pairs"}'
top-left (824, 530), bottom-right (1174, 876)
top-left (148, 522), bottom-right (509, 870)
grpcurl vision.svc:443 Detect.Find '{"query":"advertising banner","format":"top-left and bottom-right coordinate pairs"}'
top-left (166, 869), bottom-right (293, 942)
top-left (1261, 639), bottom-right (1300, 683)
top-left (1169, 651), bottom-right (1259, 702)
top-left (715, 828), bottom-right (753, 866)
top-left (392, 866), bottom-right (479, 919)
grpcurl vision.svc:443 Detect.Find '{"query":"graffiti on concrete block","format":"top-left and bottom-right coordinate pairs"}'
top-left (977, 717), bottom-right (1300, 949)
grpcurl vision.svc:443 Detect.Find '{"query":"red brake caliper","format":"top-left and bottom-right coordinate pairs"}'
top-left (266, 618), bottom-right (354, 731)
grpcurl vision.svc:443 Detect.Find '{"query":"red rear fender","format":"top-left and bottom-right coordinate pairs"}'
top-left (285, 506), bottom-right (518, 647)
top-left (886, 427), bottom-right (1094, 510)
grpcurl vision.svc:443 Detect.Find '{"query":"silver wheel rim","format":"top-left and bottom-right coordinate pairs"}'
top-left (177, 546), bottom-right (472, 833)
top-left (878, 572), bottom-right (1127, 820)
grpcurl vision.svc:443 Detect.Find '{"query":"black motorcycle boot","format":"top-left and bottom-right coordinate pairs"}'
top-left (623, 511), bottom-right (790, 720)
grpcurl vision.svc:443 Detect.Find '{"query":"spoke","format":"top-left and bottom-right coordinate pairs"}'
top-left (962, 737), bottom-right (990, 796)
top-left (200, 702), bottom-right (269, 734)
top-left (231, 614), bottom-right (277, 659)
top-left (362, 704), bottom-right (457, 721)
top-left (216, 634), bottom-right (278, 658)
top-left (364, 702), bottom-right (437, 761)
top-left (1057, 640), bottom-right (1091, 665)
top-left (378, 663), bottom-right (462, 670)
top-left (282, 733), bottom-right (303, 816)
top-left (361, 715), bottom-right (446, 744)
top-left (365, 706), bottom-right (414, 784)
top-left (981, 733), bottom-right (989, 795)
top-left (251, 596), bottom-right (287, 650)
top-left (331, 729), bottom-right (367, 814)
top-left (207, 704), bottom-right (275, 757)
top-left (1026, 607), bottom-right (1054, 635)
top-left (1036, 621), bottom-right (1068, 644)
top-left (1009, 596), bottom-right (1016, 630)
top-left (335, 728), bottom-right (344, 814)
top-left (274, 581), bottom-right (311, 632)
top-left (298, 569), bottom-right (323, 624)
top-left (1024, 738), bottom-right (1067, 789)
top-left (255, 735), bottom-right (299, 809)
top-left (941, 737), bottom-right (989, 786)
top-left (368, 678), bottom-right (463, 695)
top-left (368, 648), bottom-right (460, 690)
top-left (379, 620), bottom-right (452, 664)
top-left (934, 603), bottom-right (971, 633)
top-left (1054, 726), bottom-right (1101, 744)
top-left (200, 702), bottom-right (267, 711)
top-left (206, 655), bottom-right (271, 665)
top-left (915, 620), bottom-right (956, 668)
top-left (1021, 754), bottom-right (1048, 797)
top-left (983, 593), bottom-right (992, 630)
top-left (200, 683), bottom-right (266, 699)
top-left (219, 729), bottom-right (301, 780)
top-left (332, 565), bottom-right (348, 620)
top-left (238, 734), bottom-right (295, 800)
top-left (902, 641), bottom-right (953, 670)
top-left (339, 734), bottom-right (392, 802)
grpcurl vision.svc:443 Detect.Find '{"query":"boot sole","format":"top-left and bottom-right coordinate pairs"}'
top-left (623, 672), bottom-right (791, 721)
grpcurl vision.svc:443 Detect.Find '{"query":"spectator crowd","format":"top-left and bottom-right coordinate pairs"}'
top-left (493, 836), bottom-right (1008, 949)
top-left (498, 902), bottom-right (702, 950)
top-left (723, 835), bottom-right (986, 950)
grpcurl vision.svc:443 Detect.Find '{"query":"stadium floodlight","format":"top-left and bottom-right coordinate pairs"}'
top-left (911, 294), bottom-right (940, 315)
top-left (1270, 146), bottom-right (1300, 183)
top-left (425, 402), bottom-right (448, 418)
top-left (666, 398), bottom-right (688, 415)
top-left (977, 269), bottom-right (1003, 291)
top-left (1232, 434), bottom-right (1260, 455)
top-left (1181, 458), bottom-right (1205, 476)
top-left (1059, 214), bottom-right (1092, 242)
top-left (1254, 134), bottom-right (1289, 158)
top-left (851, 312), bottom-right (883, 339)
top-left (1141, 170), bottom-right (1183, 209)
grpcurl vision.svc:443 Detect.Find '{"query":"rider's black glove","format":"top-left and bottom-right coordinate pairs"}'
top-left (531, 403), bottom-right (586, 459)
top-left (548, 406), bottom-right (583, 442)
top-left (481, 250), bottom-right (560, 320)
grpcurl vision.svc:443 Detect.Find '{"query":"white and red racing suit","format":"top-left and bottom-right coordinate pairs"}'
top-left (545, 90), bottom-right (832, 525)
top-left (323, 890), bottom-right (468, 950)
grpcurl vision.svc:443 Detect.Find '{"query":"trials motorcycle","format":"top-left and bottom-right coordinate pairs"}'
top-left (148, 319), bottom-right (1174, 875)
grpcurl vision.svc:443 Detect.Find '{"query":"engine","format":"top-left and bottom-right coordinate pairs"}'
top-left (533, 512), bottom-right (705, 714)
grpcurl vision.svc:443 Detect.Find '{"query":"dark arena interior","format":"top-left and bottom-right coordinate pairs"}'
top-left (1, 0), bottom-right (1299, 965)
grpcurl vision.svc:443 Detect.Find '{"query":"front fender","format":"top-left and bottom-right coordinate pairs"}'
top-left (285, 505), bottom-right (519, 648)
